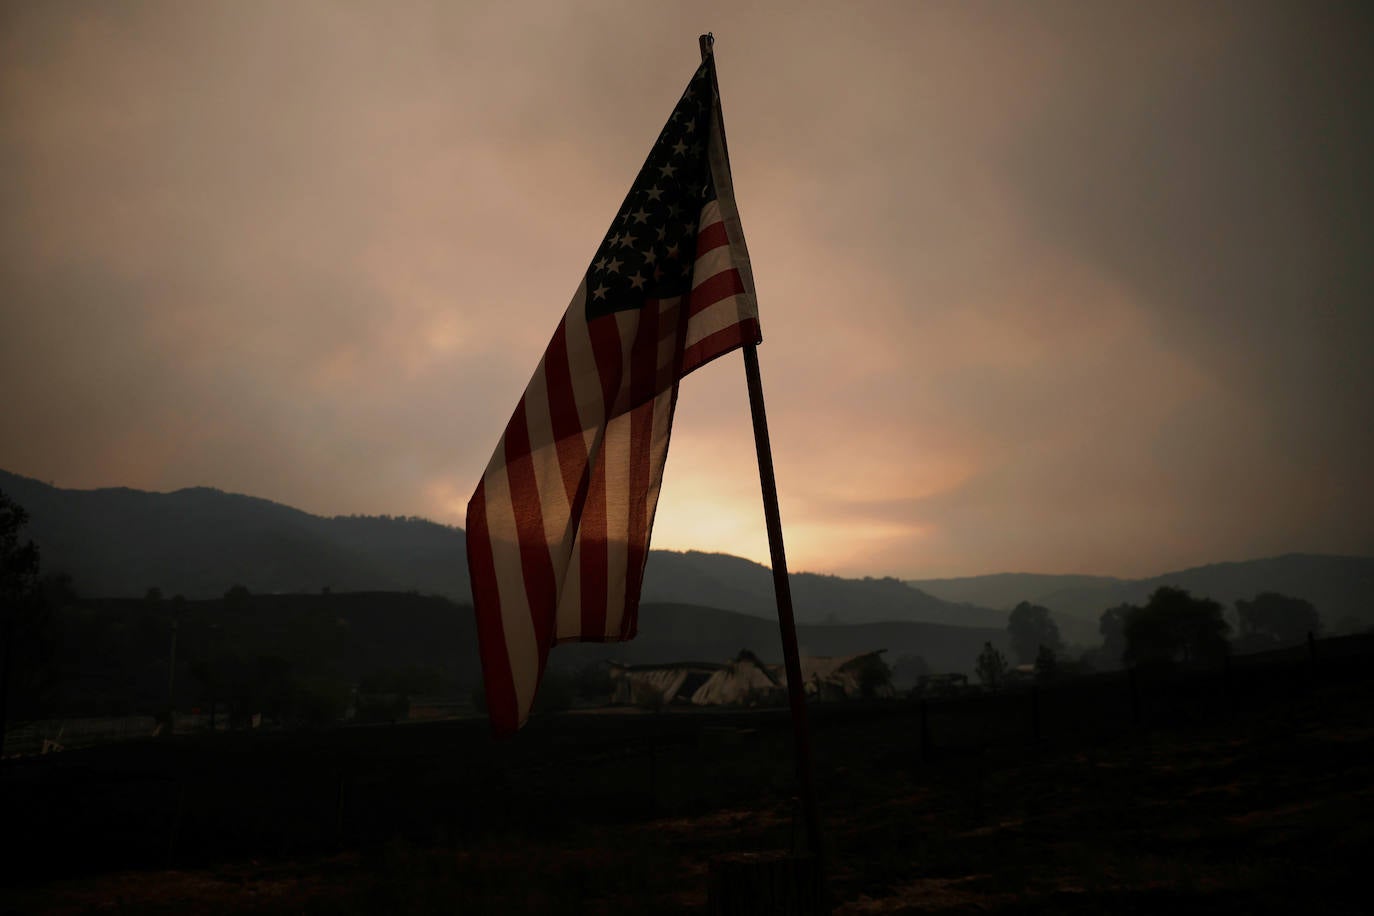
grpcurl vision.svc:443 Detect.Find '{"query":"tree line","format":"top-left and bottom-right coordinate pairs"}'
top-left (974, 586), bottom-right (1329, 690)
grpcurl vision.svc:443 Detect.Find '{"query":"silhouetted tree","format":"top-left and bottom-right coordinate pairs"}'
top-left (1235, 592), bottom-right (1319, 649)
top-left (1, 491), bottom-right (39, 602)
top-left (1124, 587), bottom-right (1229, 668)
top-left (1097, 603), bottom-right (1134, 669)
top-left (1034, 644), bottom-right (1058, 682)
top-left (224, 584), bottom-right (251, 606)
top-left (1, 493), bottom-right (67, 748)
top-left (144, 587), bottom-right (163, 603)
top-left (1008, 601), bottom-right (1062, 664)
top-left (976, 641), bottom-right (1008, 689)
top-left (854, 653), bottom-right (894, 699)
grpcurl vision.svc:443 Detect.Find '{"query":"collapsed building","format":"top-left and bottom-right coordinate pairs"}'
top-left (609, 649), bottom-right (892, 708)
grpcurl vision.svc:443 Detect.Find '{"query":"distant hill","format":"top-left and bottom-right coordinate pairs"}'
top-left (909, 573), bottom-right (1125, 612)
top-left (0, 469), bottom-right (471, 599)
top-left (643, 550), bottom-right (1008, 628)
top-left (912, 556), bottom-right (1374, 633)
top-left (1039, 555), bottom-right (1374, 629)
top-left (0, 470), bottom-right (1001, 630)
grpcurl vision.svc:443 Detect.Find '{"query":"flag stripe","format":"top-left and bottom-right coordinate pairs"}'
top-left (466, 481), bottom-right (519, 732)
top-left (687, 268), bottom-right (746, 319)
top-left (504, 400), bottom-right (559, 676)
top-left (481, 463), bottom-right (541, 727)
top-left (545, 320), bottom-right (588, 507)
top-left (682, 317), bottom-right (762, 376)
top-left (579, 445), bottom-right (609, 639)
top-left (694, 219), bottom-right (729, 259)
top-left (466, 57), bottom-right (761, 734)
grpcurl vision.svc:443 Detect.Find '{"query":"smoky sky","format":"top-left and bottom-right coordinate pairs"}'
top-left (2, 1), bottom-right (1371, 578)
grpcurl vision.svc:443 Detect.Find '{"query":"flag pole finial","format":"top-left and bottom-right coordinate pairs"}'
top-left (698, 33), bottom-right (714, 61)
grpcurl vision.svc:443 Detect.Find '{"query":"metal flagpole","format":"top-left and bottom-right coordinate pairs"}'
top-left (699, 32), bottom-right (823, 861)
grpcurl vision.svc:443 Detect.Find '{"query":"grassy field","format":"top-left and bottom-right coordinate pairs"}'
top-left (3, 638), bottom-right (1371, 914)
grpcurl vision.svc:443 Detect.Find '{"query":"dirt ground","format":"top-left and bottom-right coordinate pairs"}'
top-left (3, 662), bottom-right (1371, 914)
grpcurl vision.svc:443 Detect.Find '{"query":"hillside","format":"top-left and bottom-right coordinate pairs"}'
top-left (45, 593), bottom-right (1003, 718)
top-left (908, 572), bottom-right (1125, 611)
top-left (642, 549), bottom-right (1007, 627)
top-left (0, 470), bottom-right (471, 599)
top-left (0, 470), bottom-right (999, 630)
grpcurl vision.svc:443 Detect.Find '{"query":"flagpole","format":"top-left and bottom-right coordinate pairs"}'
top-left (699, 32), bottom-right (822, 862)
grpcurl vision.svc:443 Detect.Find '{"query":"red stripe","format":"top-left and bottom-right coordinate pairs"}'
top-left (626, 292), bottom-right (662, 413)
top-left (681, 317), bottom-right (761, 377)
top-left (465, 481), bottom-right (519, 736)
top-left (621, 398), bottom-right (655, 639)
top-left (587, 314), bottom-right (624, 416)
top-left (545, 320), bottom-right (588, 507)
top-left (687, 268), bottom-right (746, 318)
top-left (620, 298), bottom-right (661, 637)
top-left (579, 444), bottom-right (609, 637)
top-left (694, 220), bottom-right (729, 260)
top-left (655, 300), bottom-right (684, 392)
top-left (503, 401), bottom-right (558, 674)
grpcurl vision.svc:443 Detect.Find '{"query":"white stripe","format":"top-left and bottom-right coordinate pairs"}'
top-left (481, 462), bottom-right (540, 725)
top-left (698, 198), bottom-right (722, 229)
top-left (685, 292), bottom-right (751, 350)
top-left (642, 388), bottom-right (675, 539)
top-left (606, 308), bottom-right (640, 416)
top-left (562, 282), bottom-right (607, 434)
top-left (600, 408), bottom-right (632, 637)
top-left (691, 243), bottom-right (735, 291)
top-left (521, 361), bottom-right (572, 552)
top-left (555, 534), bottom-right (583, 641)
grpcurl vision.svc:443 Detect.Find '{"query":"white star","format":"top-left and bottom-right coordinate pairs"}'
top-left (619, 233), bottom-right (637, 248)
top-left (643, 249), bottom-right (656, 265)
top-left (685, 120), bottom-right (696, 134)
top-left (645, 185), bottom-right (663, 201)
top-left (672, 139), bottom-right (688, 156)
top-left (608, 232), bottom-right (621, 247)
top-left (665, 242), bottom-right (680, 259)
top-left (594, 256), bottom-right (609, 271)
top-left (659, 162), bottom-right (677, 178)
top-left (628, 272), bottom-right (647, 291)
top-left (631, 208), bottom-right (650, 224)
top-left (667, 203), bottom-right (681, 218)
top-left (592, 284), bottom-right (609, 300)
top-left (606, 257), bottom-right (623, 273)
top-left (656, 226), bottom-right (667, 241)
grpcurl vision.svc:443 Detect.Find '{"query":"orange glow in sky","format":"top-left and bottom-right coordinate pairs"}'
top-left (2, 1), bottom-right (1371, 578)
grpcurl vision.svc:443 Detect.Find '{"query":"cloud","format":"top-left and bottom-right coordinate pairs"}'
top-left (2, 1), bottom-right (1370, 581)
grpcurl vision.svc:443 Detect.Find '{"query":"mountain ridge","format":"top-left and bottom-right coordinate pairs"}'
top-left (7, 468), bottom-right (1371, 634)
top-left (0, 469), bottom-right (1001, 630)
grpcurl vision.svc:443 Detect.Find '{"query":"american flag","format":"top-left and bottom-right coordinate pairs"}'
top-left (466, 57), bottom-right (760, 734)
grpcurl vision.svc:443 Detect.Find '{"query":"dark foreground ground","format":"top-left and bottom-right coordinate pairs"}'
top-left (3, 643), bottom-right (1372, 914)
